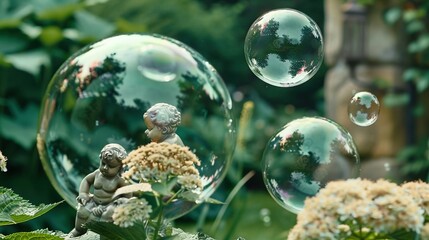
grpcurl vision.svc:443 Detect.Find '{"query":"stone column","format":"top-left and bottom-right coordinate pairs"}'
top-left (324, 0), bottom-right (406, 181)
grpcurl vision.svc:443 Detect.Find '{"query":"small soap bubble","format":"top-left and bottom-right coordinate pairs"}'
top-left (244, 9), bottom-right (324, 87)
top-left (348, 91), bottom-right (380, 127)
top-left (262, 117), bottom-right (360, 214)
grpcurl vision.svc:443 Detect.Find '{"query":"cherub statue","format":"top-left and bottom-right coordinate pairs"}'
top-left (69, 143), bottom-right (130, 237)
top-left (143, 103), bottom-right (184, 146)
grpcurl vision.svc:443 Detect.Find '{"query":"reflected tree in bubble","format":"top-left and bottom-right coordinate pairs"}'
top-left (262, 117), bottom-right (360, 214)
top-left (244, 9), bottom-right (324, 87)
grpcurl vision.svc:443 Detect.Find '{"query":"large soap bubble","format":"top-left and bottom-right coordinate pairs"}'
top-left (262, 117), bottom-right (360, 214)
top-left (37, 34), bottom-right (236, 219)
top-left (244, 9), bottom-right (324, 87)
top-left (348, 91), bottom-right (380, 127)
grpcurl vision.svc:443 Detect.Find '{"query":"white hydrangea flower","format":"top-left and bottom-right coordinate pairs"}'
top-left (122, 143), bottom-right (202, 191)
top-left (0, 150), bottom-right (7, 172)
top-left (177, 174), bottom-right (202, 191)
top-left (288, 178), bottom-right (425, 240)
top-left (112, 198), bottom-right (152, 228)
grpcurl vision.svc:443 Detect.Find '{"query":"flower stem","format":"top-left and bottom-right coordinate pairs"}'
top-left (152, 189), bottom-right (183, 239)
top-left (152, 199), bottom-right (164, 240)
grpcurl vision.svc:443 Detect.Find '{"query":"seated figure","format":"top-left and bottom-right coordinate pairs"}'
top-left (69, 143), bottom-right (130, 237)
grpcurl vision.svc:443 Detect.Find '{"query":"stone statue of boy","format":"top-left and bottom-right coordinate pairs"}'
top-left (69, 143), bottom-right (129, 237)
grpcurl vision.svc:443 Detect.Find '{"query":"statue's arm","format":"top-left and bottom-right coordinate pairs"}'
top-left (118, 178), bottom-right (132, 198)
top-left (80, 171), bottom-right (97, 193)
top-left (76, 171), bottom-right (97, 205)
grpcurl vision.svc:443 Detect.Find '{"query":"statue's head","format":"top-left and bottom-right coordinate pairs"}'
top-left (143, 103), bottom-right (181, 135)
top-left (98, 143), bottom-right (127, 177)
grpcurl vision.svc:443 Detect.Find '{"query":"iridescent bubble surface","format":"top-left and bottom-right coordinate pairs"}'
top-left (244, 9), bottom-right (324, 87)
top-left (262, 117), bottom-right (360, 214)
top-left (348, 91), bottom-right (380, 127)
top-left (37, 34), bottom-right (236, 219)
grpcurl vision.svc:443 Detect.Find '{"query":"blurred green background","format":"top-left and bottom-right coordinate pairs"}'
top-left (1, 0), bottom-right (428, 239)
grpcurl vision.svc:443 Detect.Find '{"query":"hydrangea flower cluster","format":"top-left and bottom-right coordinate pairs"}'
top-left (422, 223), bottom-right (429, 239)
top-left (288, 178), bottom-right (427, 240)
top-left (112, 198), bottom-right (153, 228)
top-left (402, 180), bottom-right (429, 215)
top-left (0, 150), bottom-right (7, 172)
top-left (122, 142), bottom-right (202, 191)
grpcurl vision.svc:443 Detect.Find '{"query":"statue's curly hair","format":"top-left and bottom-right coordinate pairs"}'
top-left (143, 103), bottom-right (181, 134)
top-left (99, 143), bottom-right (127, 162)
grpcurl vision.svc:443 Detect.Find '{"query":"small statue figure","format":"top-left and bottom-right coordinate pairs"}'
top-left (143, 103), bottom-right (184, 146)
top-left (69, 143), bottom-right (130, 237)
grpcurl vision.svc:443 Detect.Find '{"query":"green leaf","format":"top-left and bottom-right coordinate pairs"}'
top-left (408, 41), bottom-right (420, 53)
top-left (0, 18), bottom-right (21, 28)
top-left (74, 10), bottom-right (115, 39)
top-left (403, 9), bottom-right (425, 22)
top-left (418, 34), bottom-right (429, 50)
top-left (152, 183), bottom-right (173, 196)
top-left (417, 77), bottom-right (429, 92)
top-left (0, 31), bottom-right (29, 54)
top-left (0, 186), bottom-right (63, 226)
top-left (179, 191), bottom-right (199, 202)
top-left (0, 212), bottom-right (14, 224)
top-left (413, 104), bottom-right (424, 117)
top-left (86, 220), bottom-right (147, 240)
top-left (416, 71), bottom-right (429, 92)
top-left (0, 102), bottom-right (40, 149)
top-left (19, 23), bottom-right (42, 39)
top-left (406, 20), bottom-right (424, 33)
top-left (383, 92), bottom-right (410, 107)
top-left (116, 18), bottom-right (147, 33)
top-left (403, 68), bottom-right (420, 82)
top-left (204, 197), bottom-right (224, 205)
top-left (386, 229), bottom-right (418, 240)
top-left (36, 3), bottom-right (83, 22)
top-left (384, 7), bottom-right (402, 25)
top-left (152, 178), bottom-right (178, 196)
top-left (3, 232), bottom-right (63, 240)
top-left (39, 26), bottom-right (64, 46)
top-left (5, 49), bottom-right (50, 76)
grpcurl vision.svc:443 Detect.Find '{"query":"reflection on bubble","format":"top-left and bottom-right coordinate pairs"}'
top-left (244, 9), bottom-right (324, 87)
top-left (137, 44), bottom-right (177, 82)
top-left (262, 117), bottom-right (360, 214)
top-left (37, 34), bottom-right (236, 219)
top-left (348, 91), bottom-right (380, 127)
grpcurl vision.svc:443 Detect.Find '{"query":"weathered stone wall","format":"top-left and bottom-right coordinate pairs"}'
top-left (324, 0), bottom-right (407, 181)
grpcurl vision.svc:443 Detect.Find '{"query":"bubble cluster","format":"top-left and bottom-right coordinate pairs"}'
top-left (262, 117), bottom-right (360, 214)
top-left (244, 9), bottom-right (324, 87)
top-left (37, 34), bottom-right (236, 219)
top-left (348, 91), bottom-right (380, 127)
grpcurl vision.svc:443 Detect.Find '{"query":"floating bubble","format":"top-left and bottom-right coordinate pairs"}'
top-left (244, 9), bottom-right (324, 87)
top-left (37, 34), bottom-right (236, 219)
top-left (262, 117), bottom-right (360, 214)
top-left (348, 91), bottom-right (380, 127)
